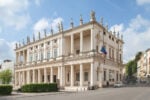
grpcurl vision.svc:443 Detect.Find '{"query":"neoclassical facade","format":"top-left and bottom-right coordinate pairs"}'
top-left (137, 49), bottom-right (150, 81)
top-left (14, 11), bottom-right (124, 91)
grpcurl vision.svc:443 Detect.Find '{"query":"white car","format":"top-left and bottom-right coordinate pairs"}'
top-left (114, 82), bottom-right (124, 88)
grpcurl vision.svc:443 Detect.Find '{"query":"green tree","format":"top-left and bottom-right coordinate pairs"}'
top-left (0, 69), bottom-right (12, 84)
top-left (126, 51), bottom-right (142, 77)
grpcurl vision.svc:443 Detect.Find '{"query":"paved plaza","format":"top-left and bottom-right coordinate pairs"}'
top-left (1, 87), bottom-right (150, 100)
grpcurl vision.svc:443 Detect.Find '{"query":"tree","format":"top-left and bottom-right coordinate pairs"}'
top-left (126, 51), bottom-right (142, 77)
top-left (0, 69), bottom-right (12, 84)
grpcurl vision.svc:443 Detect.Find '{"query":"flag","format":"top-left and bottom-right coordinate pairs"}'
top-left (100, 45), bottom-right (107, 55)
top-left (100, 45), bottom-right (107, 64)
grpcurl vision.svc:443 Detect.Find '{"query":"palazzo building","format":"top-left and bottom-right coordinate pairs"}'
top-left (137, 49), bottom-right (150, 82)
top-left (14, 11), bottom-right (124, 91)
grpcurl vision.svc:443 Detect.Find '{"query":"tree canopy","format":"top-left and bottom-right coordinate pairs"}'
top-left (0, 69), bottom-right (12, 84)
top-left (126, 51), bottom-right (142, 77)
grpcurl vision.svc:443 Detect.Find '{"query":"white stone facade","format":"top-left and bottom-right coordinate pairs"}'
top-left (14, 11), bottom-right (124, 91)
top-left (137, 49), bottom-right (150, 80)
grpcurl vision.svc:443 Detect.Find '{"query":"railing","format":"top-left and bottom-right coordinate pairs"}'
top-left (15, 50), bottom-right (123, 69)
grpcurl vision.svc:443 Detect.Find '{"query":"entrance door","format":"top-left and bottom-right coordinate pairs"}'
top-left (53, 75), bottom-right (57, 83)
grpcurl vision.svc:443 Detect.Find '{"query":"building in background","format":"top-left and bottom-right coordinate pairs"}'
top-left (0, 59), bottom-right (14, 84)
top-left (14, 11), bottom-right (124, 91)
top-left (137, 49), bottom-right (150, 83)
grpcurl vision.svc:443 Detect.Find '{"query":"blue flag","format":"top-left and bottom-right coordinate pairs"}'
top-left (100, 46), bottom-right (107, 55)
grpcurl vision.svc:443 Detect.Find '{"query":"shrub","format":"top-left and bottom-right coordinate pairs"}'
top-left (0, 85), bottom-right (13, 95)
top-left (21, 83), bottom-right (58, 93)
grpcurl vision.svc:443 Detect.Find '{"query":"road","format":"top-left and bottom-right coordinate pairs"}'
top-left (1, 87), bottom-right (150, 100)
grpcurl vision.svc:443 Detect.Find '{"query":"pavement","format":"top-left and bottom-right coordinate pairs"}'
top-left (1, 87), bottom-right (150, 100)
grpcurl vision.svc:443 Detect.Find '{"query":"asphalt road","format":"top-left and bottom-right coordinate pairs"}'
top-left (1, 87), bottom-right (150, 100)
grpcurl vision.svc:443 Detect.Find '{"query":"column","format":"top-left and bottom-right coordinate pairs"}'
top-left (16, 52), bottom-right (18, 65)
top-left (22, 71), bottom-right (25, 85)
top-left (80, 32), bottom-right (83, 55)
top-left (90, 62), bottom-right (94, 86)
top-left (91, 28), bottom-right (94, 51)
top-left (60, 66), bottom-right (65, 86)
top-left (51, 41), bottom-right (53, 58)
top-left (71, 34), bottom-right (74, 55)
top-left (38, 69), bottom-right (41, 83)
top-left (70, 65), bottom-right (74, 87)
top-left (80, 64), bottom-right (83, 87)
top-left (38, 45), bottom-right (40, 61)
top-left (58, 67), bottom-right (60, 79)
top-left (27, 70), bottom-right (30, 84)
top-left (32, 69), bottom-right (35, 83)
top-left (18, 72), bottom-right (21, 86)
top-left (27, 48), bottom-right (30, 64)
top-left (44, 43), bottom-right (47, 60)
top-left (44, 67), bottom-right (47, 83)
top-left (18, 51), bottom-right (21, 64)
top-left (50, 67), bottom-right (53, 83)
top-left (15, 72), bottom-right (17, 86)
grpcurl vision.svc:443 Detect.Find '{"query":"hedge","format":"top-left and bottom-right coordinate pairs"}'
top-left (0, 85), bottom-right (13, 95)
top-left (21, 83), bottom-right (58, 93)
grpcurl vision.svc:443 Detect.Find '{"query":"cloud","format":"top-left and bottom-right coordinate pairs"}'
top-left (0, 0), bottom-right (30, 30)
top-left (136, 0), bottom-right (150, 5)
top-left (110, 14), bottom-right (150, 63)
top-left (34, 0), bottom-right (41, 6)
top-left (110, 24), bottom-right (124, 33)
top-left (33, 17), bottom-right (63, 36)
top-left (33, 18), bottom-right (49, 32)
top-left (0, 39), bottom-right (15, 62)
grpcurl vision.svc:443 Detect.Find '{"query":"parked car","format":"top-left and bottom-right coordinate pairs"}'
top-left (114, 82), bottom-right (124, 88)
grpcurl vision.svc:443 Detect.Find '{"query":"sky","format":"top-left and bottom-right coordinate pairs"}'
top-left (0, 0), bottom-right (150, 63)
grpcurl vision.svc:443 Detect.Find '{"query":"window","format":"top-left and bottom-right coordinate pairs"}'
top-left (112, 38), bottom-right (114, 41)
top-left (76, 72), bottom-right (80, 81)
top-left (96, 45), bottom-right (98, 52)
top-left (47, 41), bottom-right (50, 45)
top-left (112, 49), bottom-right (114, 60)
top-left (109, 35), bottom-right (111, 39)
top-left (84, 72), bottom-right (88, 81)
top-left (41, 43), bottom-right (44, 47)
top-left (41, 52), bottom-right (43, 60)
top-left (35, 53), bottom-right (38, 61)
top-left (97, 71), bottom-right (99, 81)
top-left (54, 39), bottom-right (57, 43)
top-left (29, 54), bottom-right (32, 62)
top-left (103, 31), bottom-right (106, 35)
top-left (76, 50), bottom-right (80, 55)
top-left (103, 70), bottom-right (106, 81)
top-left (120, 54), bottom-right (122, 62)
top-left (47, 51), bottom-right (50, 59)
top-left (67, 73), bottom-right (70, 82)
top-left (54, 48), bottom-right (57, 58)
top-left (109, 48), bottom-right (111, 59)
top-left (116, 72), bottom-right (118, 81)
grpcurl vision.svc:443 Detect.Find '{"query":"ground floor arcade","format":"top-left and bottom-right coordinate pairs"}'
top-left (15, 62), bottom-right (122, 91)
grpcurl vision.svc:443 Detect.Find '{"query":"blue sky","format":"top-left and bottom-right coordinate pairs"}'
top-left (0, 0), bottom-right (150, 63)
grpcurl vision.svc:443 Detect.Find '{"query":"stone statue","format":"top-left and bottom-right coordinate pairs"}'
top-left (38, 32), bottom-right (41, 40)
top-left (57, 23), bottom-right (61, 32)
top-left (33, 34), bottom-right (35, 42)
top-left (15, 43), bottom-right (18, 49)
top-left (22, 39), bottom-right (25, 45)
top-left (51, 26), bottom-right (53, 35)
top-left (100, 17), bottom-right (103, 25)
top-left (27, 36), bottom-right (30, 44)
top-left (70, 18), bottom-right (74, 28)
top-left (90, 10), bottom-right (96, 21)
top-left (60, 21), bottom-right (63, 32)
top-left (117, 32), bottom-right (120, 38)
top-left (44, 29), bottom-right (47, 37)
top-left (80, 14), bottom-right (83, 25)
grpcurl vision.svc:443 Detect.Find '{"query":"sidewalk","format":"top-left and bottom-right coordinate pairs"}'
top-left (2, 91), bottom-right (73, 98)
